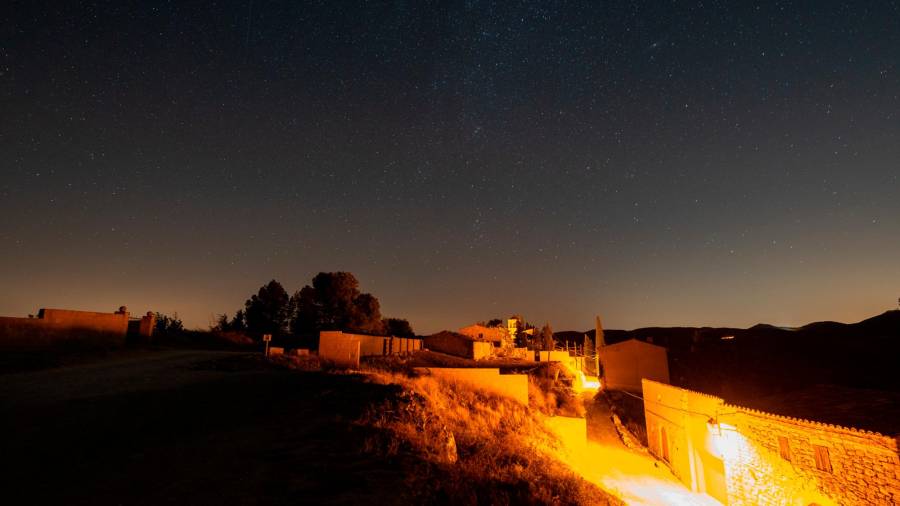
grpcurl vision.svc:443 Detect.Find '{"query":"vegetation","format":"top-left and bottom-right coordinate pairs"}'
top-left (382, 317), bottom-right (415, 337)
top-left (539, 323), bottom-right (555, 351)
top-left (360, 369), bottom-right (622, 505)
top-left (216, 272), bottom-right (414, 347)
top-left (244, 280), bottom-right (291, 337)
top-left (154, 312), bottom-right (184, 337)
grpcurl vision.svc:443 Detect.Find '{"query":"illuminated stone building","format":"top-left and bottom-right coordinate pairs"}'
top-left (642, 379), bottom-right (900, 505)
top-left (458, 323), bottom-right (511, 347)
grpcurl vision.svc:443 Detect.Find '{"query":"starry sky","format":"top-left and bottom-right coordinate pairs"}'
top-left (2, 1), bottom-right (899, 333)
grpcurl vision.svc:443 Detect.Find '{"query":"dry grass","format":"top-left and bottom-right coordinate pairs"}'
top-left (528, 363), bottom-right (586, 418)
top-left (358, 371), bottom-right (622, 505)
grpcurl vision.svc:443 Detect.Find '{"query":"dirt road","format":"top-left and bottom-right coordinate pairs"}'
top-left (577, 395), bottom-right (723, 506)
top-left (0, 350), bottom-right (406, 505)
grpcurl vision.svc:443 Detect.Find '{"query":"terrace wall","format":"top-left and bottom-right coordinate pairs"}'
top-left (318, 331), bottom-right (423, 368)
top-left (423, 333), bottom-right (492, 360)
top-left (414, 367), bottom-right (529, 405)
top-left (0, 308), bottom-right (130, 348)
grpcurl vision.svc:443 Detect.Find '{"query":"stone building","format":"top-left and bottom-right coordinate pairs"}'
top-left (423, 331), bottom-right (493, 360)
top-left (642, 379), bottom-right (900, 505)
top-left (598, 338), bottom-right (669, 393)
top-left (318, 330), bottom-right (422, 368)
top-left (458, 323), bottom-right (511, 347)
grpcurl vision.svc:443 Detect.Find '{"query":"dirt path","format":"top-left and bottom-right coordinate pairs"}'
top-left (0, 350), bottom-right (410, 505)
top-left (572, 394), bottom-right (723, 506)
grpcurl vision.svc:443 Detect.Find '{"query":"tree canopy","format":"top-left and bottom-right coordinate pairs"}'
top-left (383, 317), bottom-right (415, 337)
top-left (244, 280), bottom-right (291, 337)
top-left (291, 272), bottom-right (385, 337)
top-left (225, 272), bottom-right (413, 346)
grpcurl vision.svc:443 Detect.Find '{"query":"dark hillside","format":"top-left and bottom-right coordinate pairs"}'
top-left (559, 310), bottom-right (900, 404)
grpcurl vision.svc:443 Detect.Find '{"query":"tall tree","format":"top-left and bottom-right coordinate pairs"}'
top-left (540, 323), bottom-right (555, 351)
top-left (383, 318), bottom-right (415, 337)
top-left (595, 315), bottom-right (606, 347)
top-left (244, 280), bottom-right (291, 337)
top-left (290, 272), bottom-right (385, 338)
top-left (583, 333), bottom-right (596, 375)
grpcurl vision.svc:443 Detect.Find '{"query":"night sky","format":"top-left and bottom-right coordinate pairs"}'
top-left (2, 1), bottom-right (899, 333)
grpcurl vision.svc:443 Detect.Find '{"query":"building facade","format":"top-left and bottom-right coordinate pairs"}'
top-left (598, 338), bottom-right (670, 392)
top-left (642, 379), bottom-right (900, 505)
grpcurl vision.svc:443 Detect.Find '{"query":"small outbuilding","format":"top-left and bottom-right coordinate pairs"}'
top-left (598, 338), bottom-right (669, 393)
top-left (423, 331), bottom-right (494, 360)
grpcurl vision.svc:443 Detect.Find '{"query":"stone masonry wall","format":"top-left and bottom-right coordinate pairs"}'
top-left (720, 405), bottom-right (900, 506)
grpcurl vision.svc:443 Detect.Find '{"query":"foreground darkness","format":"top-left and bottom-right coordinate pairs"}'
top-left (0, 351), bottom-right (406, 505)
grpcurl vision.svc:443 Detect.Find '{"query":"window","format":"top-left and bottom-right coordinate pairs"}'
top-left (778, 436), bottom-right (791, 461)
top-left (813, 445), bottom-right (832, 473)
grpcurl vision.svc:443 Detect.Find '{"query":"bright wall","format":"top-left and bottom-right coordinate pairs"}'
top-left (0, 308), bottom-right (130, 348)
top-left (415, 367), bottom-right (529, 405)
top-left (600, 339), bottom-right (669, 393)
top-left (641, 379), bottom-right (900, 506)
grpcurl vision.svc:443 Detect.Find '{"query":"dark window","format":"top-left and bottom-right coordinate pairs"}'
top-left (813, 445), bottom-right (832, 473)
top-left (778, 436), bottom-right (791, 461)
top-left (660, 427), bottom-right (670, 462)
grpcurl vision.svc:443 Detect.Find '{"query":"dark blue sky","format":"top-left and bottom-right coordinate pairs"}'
top-left (2, 1), bottom-right (899, 332)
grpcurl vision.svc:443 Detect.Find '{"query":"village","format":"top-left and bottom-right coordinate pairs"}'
top-left (2, 305), bottom-right (897, 505)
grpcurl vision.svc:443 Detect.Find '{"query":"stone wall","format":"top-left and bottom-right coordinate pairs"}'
top-left (719, 405), bottom-right (900, 506)
top-left (318, 332), bottom-right (361, 368)
top-left (384, 336), bottom-right (422, 354)
top-left (0, 307), bottom-right (131, 348)
top-left (642, 379), bottom-right (900, 506)
top-left (414, 367), bottom-right (529, 405)
top-left (318, 331), bottom-right (423, 367)
top-left (423, 333), bottom-right (492, 359)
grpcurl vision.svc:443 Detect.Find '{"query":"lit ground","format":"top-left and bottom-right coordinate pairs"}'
top-left (573, 395), bottom-right (723, 506)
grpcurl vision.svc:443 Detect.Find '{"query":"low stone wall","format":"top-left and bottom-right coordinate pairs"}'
top-left (318, 333), bottom-right (361, 368)
top-left (0, 308), bottom-right (131, 348)
top-left (385, 336), bottom-right (422, 355)
top-left (423, 333), bottom-right (493, 360)
top-left (318, 331), bottom-right (423, 368)
top-left (414, 367), bottom-right (529, 405)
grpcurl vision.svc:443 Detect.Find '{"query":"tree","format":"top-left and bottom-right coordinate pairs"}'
top-left (244, 280), bottom-right (291, 338)
top-left (155, 312), bottom-right (184, 336)
top-left (540, 323), bottom-right (555, 351)
top-left (485, 318), bottom-right (503, 327)
top-left (383, 317), bottom-right (415, 337)
top-left (350, 293), bottom-right (385, 335)
top-left (595, 315), bottom-right (606, 348)
top-left (231, 309), bottom-right (246, 331)
top-left (213, 309), bottom-right (246, 332)
top-left (583, 333), bottom-right (597, 375)
top-left (290, 272), bottom-right (385, 339)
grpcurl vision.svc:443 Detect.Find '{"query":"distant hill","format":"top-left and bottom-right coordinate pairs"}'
top-left (557, 310), bottom-right (900, 401)
top-left (558, 309), bottom-right (900, 345)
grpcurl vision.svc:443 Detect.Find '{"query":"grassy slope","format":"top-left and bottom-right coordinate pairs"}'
top-left (361, 370), bottom-right (623, 505)
top-left (2, 352), bottom-right (621, 505)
